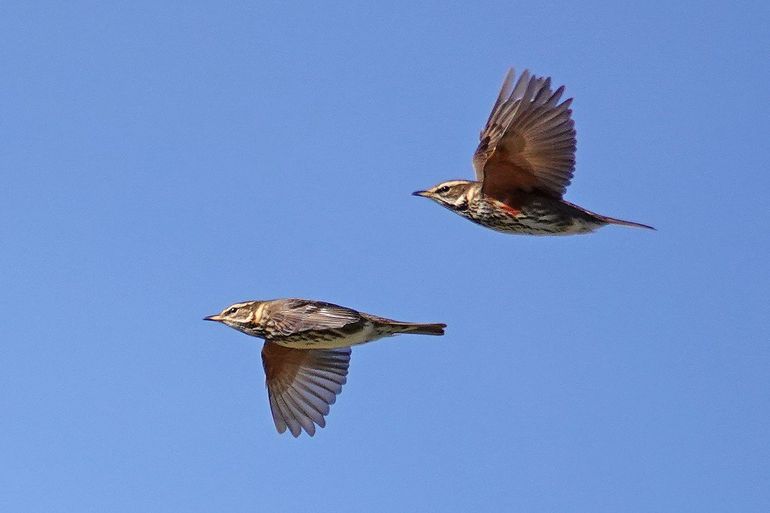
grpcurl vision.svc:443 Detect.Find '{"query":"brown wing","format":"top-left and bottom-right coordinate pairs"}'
top-left (261, 343), bottom-right (351, 437)
top-left (266, 299), bottom-right (363, 337)
top-left (473, 69), bottom-right (576, 199)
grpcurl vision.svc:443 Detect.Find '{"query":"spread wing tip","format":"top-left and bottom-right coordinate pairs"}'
top-left (263, 345), bottom-right (351, 438)
top-left (475, 67), bottom-right (578, 197)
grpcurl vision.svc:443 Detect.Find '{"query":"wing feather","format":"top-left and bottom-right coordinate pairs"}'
top-left (473, 69), bottom-right (576, 199)
top-left (261, 343), bottom-right (351, 437)
top-left (266, 299), bottom-right (363, 337)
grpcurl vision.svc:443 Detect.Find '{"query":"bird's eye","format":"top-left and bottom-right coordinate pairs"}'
top-left (437, 186), bottom-right (450, 194)
top-left (227, 308), bottom-right (238, 315)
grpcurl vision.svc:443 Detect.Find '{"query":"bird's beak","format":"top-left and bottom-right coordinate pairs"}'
top-left (412, 190), bottom-right (429, 197)
top-left (203, 314), bottom-right (222, 322)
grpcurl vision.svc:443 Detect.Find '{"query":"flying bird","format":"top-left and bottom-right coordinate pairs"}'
top-left (414, 69), bottom-right (653, 235)
top-left (204, 298), bottom-right (446, 437)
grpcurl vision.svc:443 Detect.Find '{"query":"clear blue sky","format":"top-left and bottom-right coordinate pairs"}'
top-left (2, 1), bottom-right (768, 512)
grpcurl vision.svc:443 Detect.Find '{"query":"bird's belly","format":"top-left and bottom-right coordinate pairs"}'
top-left (467, 198), bottom-right (600, 235)
top-left (271, 322), bottom-right (381, 349)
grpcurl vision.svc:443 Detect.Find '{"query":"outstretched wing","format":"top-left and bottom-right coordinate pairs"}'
top-left (473, 69), bottom-right (576, 199)
top-left (266, 299), bottom-right (363, 337)
top-left (261, 343), bottom-right (351, 437)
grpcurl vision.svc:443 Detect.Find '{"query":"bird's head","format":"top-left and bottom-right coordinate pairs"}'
top-left (413, 180), bottom-right (475, 211)
top-left (204, 301), bottom-right (260, 330)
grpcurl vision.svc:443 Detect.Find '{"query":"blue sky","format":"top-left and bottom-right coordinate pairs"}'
top-left (2, 1), bottom-right (768, 511)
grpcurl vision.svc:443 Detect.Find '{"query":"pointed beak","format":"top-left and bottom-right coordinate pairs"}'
top-left (412, 190), bottom-right (429, 197)
top-left (203, 314), bottom-right (222, 322)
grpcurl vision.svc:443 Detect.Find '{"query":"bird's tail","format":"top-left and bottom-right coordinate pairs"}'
top-left (561, 199), bottom-right (655, 231)
top-left (388, 322), bottom-right (447, 336)
top-left (598, 215), bottom-right (656, 231)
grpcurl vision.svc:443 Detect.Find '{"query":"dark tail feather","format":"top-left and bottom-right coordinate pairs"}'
top-left (398, 322), bottom-right (446, 336)
top-left (600, 215), bottom-right (656, 230)
top-left (561, 200), bottom-right (655, 231)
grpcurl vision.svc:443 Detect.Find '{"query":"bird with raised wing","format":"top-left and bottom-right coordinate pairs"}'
top-left (414, 69), bottom-right (653, 235)
top-left (204, 298), bottom-right (446, 437)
